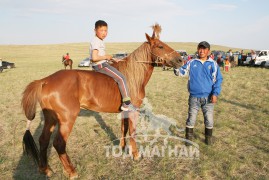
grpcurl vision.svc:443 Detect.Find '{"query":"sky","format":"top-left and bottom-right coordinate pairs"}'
top-left (0, 0), bottom-right (269, 50)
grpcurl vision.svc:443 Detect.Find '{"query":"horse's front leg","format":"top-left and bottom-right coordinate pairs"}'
top-left (128, 111), bottom-right (141, 161)
top-left (120, 112), bottom-right (129, 150)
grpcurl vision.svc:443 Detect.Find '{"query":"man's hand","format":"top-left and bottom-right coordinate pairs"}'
top-left (211, 95), bottom-right (218, 103)
top-left (174, 68), bottom-right (179, 76)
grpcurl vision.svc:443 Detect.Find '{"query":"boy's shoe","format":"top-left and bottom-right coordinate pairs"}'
top-left (121, 103), bottom-right (138, 112)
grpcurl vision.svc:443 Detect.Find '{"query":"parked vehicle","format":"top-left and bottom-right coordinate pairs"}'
top-left (212, 50), bottom-right (227, 59)
top-left (176, 50), bottom-right (187, 58)
top-left (243, 51), bottom-right (260, 65)
top-left (78, 58), bottom-right (91, 67)
top-left (2, 61), bottom-right (15, 69)
top-left (254, 50), bottom-right (269, 67)
top-left (113, 52), bottom-right (128, 59)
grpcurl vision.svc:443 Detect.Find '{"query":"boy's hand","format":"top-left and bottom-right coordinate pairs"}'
top-left (211, 95), bottom-right (218, 103)
top-left (112, 58), bottom-right (125, 63)
top-left (106, 55), bottom-right (113, 60)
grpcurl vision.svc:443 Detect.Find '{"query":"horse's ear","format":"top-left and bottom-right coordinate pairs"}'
top-left (152, 31), bottom-right (155, 39)
top-left (145, 33), bottom-right (152, 44)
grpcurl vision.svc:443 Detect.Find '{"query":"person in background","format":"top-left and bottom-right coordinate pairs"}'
top-left (174, 41), bottom-right (223, 145)
top-left (187, 54), bottom-right (191, 61)
top-left (0, 58), bottom-right (2, 72)
top-left (238, 50), bottom-right (243, 65)
top-left (63, 53), bottom-right (70, 62)
top-left (62, 53), bottom-right (70, 64)
top-left (250, 50), bottom-right (256, 66)
top-left (228, 49), bottom-right (233, 62)
top-left (228, 49), bottom-right (233, 57)
top-left (183, 54), bottom-right (188, 64)
top-left (210, 52), bottom-right (214, 60)
top-left (224, 57), bottom-right (230, 72)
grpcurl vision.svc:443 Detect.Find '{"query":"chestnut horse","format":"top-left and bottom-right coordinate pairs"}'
top-left (21, 24), bottom-right (183, 178)
top-left (62, 56), bottom-right (73, 70)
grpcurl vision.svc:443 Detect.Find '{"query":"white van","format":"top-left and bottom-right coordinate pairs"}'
top-left (255, 50), bottom-right (269, 67)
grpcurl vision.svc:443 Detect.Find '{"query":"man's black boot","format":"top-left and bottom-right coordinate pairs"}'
top-left (185, 127), bottom-right (194, 146)
top-left (205, 128), bottom-right (213, 145)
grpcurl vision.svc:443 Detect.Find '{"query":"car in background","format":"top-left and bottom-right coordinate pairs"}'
top-left (243, 51), bottom-right (260, 66)
top-left (2, 61), bottom-right (15, 69)
top-left (211, 50), bottom-right (227, 60)
top-left (263, 60), bottom-right (269, 67)
top-left (78, 58), bottom-right (91, 67)
top-left (176, 50), bottom-right (187, 58)
top-left (255, 50), bottom-right (269, 67)
top-left (113, 52), bottom-right (128, 59)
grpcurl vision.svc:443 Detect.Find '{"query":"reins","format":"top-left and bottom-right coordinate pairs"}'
top-left (136, 50), bottom-right (177, 64)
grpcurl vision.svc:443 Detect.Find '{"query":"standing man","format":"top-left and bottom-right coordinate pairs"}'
top-left (238, 50), bottom-right (243, 65)
top-left (174, 41), bottom-right (223, 145)
top-left (250, 50), bottom-right (256, 66)
top-left (0, 58), bottom-right (2, 72)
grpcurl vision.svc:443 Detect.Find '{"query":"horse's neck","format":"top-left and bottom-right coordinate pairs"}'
top-left (142, 65), bottom-right (154, 87)
top-left (119, 42), bottom-right (154, 101)
top-left (133, 42), bottom-right (153, 86)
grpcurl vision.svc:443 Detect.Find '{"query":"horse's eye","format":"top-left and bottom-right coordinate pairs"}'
top-left (158, 46), bottom-right (164, 49)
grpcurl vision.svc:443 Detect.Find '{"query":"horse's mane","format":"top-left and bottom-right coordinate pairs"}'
top-left (116, 42), bottom-right (151, 98)
top-left (115, 24), bottom-right (162, 99)
top-left (151, 23), bottom-right (162, 39)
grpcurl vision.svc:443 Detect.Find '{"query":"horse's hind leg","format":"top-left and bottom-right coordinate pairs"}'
top-left (53, 113), bottom-right (79, 179)
top-left (39, 109), bottom-right (57, 177)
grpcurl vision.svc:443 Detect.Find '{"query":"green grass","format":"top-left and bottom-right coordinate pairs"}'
top-left (0, 42), bottom-right (268, 179)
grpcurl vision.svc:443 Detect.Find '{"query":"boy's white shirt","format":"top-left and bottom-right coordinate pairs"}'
top-left (90, 36), bottom-right (107, 66)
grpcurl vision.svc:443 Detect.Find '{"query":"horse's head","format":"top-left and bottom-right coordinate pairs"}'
top-left (145, 24), bottom-right (184, 69)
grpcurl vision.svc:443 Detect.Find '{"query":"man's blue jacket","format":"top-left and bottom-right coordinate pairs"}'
top-left (175, 58), bottom-right (223, 98)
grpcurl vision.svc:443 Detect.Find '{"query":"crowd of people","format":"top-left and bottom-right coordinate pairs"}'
top-left (180, 48), bottom-right (259, 72)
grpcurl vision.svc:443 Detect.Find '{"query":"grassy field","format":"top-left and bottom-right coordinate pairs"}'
top-left (0, 42), bottom-right (268, 179)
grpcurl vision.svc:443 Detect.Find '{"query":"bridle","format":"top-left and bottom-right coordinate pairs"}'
top-left (136, 50), bottom-right (177, 64)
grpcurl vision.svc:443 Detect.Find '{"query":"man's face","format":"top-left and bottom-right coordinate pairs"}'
top-left (95, 26), bottom-right (108, 40)
top-left (197, 47), bottom-right (210, 60)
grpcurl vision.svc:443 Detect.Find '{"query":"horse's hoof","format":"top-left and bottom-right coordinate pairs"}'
top-left (39, 167), bottom-right (53, 177)
top-left (63, 169), bottom-right (79, 179)
top-left (133, 153), bottom-right (143, 161)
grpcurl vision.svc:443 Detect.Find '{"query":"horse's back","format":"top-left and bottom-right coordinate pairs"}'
top-left (40, 70), bottom-right (122, 112)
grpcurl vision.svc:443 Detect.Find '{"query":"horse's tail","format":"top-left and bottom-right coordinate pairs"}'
top-left (22, 80), bottom-right (43, 120)
top-left (21, 80), bottom-right (44, 165)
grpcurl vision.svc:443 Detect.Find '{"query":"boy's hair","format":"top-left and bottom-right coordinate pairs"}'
top-left (95, 20), bottom-right (107, 29)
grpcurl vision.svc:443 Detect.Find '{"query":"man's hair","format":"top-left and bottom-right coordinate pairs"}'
top-left (95, 20), bottom-right (108, 29)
